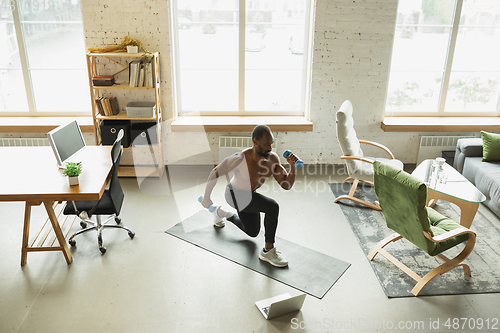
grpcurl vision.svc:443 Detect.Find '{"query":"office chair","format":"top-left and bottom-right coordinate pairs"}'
top-left (368, 161), bottom-right (476, 296)
top-left (64, 129), bottom-right (135, 254)
top-left (335, 100), bottom-right (403, 210)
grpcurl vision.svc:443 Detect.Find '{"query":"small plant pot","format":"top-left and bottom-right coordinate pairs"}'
top-left (68, 176), bottom-right (79, 186)
top-left (127, 45), bottom-right (138, 53)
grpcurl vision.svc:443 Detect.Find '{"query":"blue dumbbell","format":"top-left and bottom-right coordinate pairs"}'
top-left (283, 150), bottom-right (304, 169)
top-left (198, 195), bottom-right (218, 213)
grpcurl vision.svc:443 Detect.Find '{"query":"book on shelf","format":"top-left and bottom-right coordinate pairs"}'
top-left (138, 66), bottom-right (145, 87)
top-left (95, 97), bottom-right (119, 116)
top-left (109, 97), bottom-right (119, 115)
top-left (143, 62), bottom-right (154, 87)
top-left (95, 97), bottom-right (105, 116)
top-left (92, 75), bottom-right (115, 87)
top-left (129, 60), bottom-right (142, 87)
top-left (103, 98), bottom-right (112, 116)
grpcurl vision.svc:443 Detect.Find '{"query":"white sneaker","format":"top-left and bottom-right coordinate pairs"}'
top-left (212, 206), bottom-right (225, 228)
top-left (259, 247), bottom-right (288, 267)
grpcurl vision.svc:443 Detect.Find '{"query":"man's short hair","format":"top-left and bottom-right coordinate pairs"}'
top-left (252, 124), bottom-right (271, 141)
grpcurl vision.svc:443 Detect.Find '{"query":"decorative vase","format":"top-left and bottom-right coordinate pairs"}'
top-left (68, 176), bottom-right (79, 186)
top-left (127, 45), bottom-right (138, 53)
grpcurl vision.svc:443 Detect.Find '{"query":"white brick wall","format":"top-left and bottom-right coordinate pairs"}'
top-left (79, 0), bottom-right (472, 165)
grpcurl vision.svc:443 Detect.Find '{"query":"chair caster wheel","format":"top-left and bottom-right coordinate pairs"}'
top-left (115, 217), bottom-right (121, 224)
top-left (80, 221), bottom-right (87, 228)
top-left (128, 232), bottom-right (135, 239)
top-left (99, 247), bottom-right (107, 254)
top-left (69, 240), bottom-right (76, 247)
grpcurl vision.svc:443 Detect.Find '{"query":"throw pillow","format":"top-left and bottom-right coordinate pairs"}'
top-left (481, 131), bottom-right (500, 162)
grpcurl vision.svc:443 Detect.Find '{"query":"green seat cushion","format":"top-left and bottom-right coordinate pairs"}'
top-left (481, 130), bottom-right (500, 162)
top-left (373, 160), bottom-right (472, 257)
top-left (426, 207), bottom-right (469, 256)
top-left (373, 161), bottom-right (434, 254)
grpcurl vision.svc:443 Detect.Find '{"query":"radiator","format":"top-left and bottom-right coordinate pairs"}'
top-left (416, 135), bottom-right (476, 164)
top-left (0, 137), bottom-right (50, 147)
top-left (218, 136), bottom-right (278, 163)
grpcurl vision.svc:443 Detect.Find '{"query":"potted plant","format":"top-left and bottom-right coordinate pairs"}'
top-left (63, 162), bottom-right (82, 186)
top-left (126, 36), bottom-right (142, 53)
top-left (87, 35), bottom-right (143, 53)
top-left (127, 44), bottom-right (139, 53)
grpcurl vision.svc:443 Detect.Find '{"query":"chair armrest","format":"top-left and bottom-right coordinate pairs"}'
top-left (359, 140), bottom-right (395, 159)
top-left (341, 155), bottom-right (374, 164)
top-left (423, 228), bottom-right (474, 243)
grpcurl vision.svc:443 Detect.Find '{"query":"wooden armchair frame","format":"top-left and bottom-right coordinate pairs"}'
top-left (334, 140), bottom-right (396, 211)
top-left (367, 225), bottom-right (476, 296)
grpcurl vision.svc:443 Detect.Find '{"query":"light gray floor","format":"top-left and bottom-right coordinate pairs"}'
top-left (1, 165), bottom-right (499, 333)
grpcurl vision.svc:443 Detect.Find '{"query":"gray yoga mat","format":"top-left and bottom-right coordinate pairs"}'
top-left (166, 210), bottom-right (350, 299)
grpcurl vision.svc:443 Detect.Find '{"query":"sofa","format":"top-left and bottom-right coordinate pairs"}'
top-left (454, 138), bottom-right (500, 218)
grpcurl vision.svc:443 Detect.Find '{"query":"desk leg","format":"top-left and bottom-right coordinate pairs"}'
top-left (43, 201), bottom-right (73, 265)
top-left (426, 189), bottom-right (479, 229)
top-left (21, 202), bottom-right (32, 266)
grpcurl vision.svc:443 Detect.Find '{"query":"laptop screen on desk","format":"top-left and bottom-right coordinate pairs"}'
top-left (47, 120), bottom-right (86, 167)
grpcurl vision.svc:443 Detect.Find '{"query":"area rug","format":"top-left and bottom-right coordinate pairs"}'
top-left (166, 210), bottom-right (351, 299)
top-left (330, 182), bottom-right (500, 298)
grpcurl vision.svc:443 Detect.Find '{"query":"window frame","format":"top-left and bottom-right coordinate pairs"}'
top-left (170, 0), bottom-right (314, 118)
top-left (0, 3), bottom-right (88, 117)
top-left (386, 0), bottom-right (500, 117)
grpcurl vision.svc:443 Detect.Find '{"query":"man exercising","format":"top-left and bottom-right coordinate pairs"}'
top-left (201, 125), bottom-right (300, 267)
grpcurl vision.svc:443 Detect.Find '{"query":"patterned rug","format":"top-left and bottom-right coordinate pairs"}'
top-left (330, 182), bottom-right (500, 298)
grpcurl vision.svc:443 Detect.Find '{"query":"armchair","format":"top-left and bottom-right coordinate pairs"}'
top-left (64, 129), bottom-right (135, 254)
top-left (335, 100), bottom-right (403, 210)
top-left (368, 161), bottom-right (476, 296)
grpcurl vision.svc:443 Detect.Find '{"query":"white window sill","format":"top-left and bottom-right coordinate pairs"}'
top-left (382, 117), bottom-right (500, 132)
top-left (171, 116), bottom-right (313, 132)
top-left (0, 117), bottom-right (94, 133)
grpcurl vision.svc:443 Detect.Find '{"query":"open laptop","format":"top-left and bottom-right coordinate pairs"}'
top-left (46, 120), bottom-right (86, 168)
top-left (255, 293), bottom-right (306, 320)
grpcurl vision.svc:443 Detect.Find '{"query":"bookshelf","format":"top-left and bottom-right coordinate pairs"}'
top-left (86, 51), bottom-right (164, 178)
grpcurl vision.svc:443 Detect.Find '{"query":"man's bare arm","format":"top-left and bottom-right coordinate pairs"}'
top-left (202, 152), bottom-right (244, 208)
top-left (272, 153), bottom-right (298, 190)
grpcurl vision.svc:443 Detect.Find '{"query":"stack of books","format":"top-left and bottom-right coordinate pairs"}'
top-left (92, 75), bottom-right (115, 86)
top-left (129, 60), bottom-right (154, 87)
top-left (95, 97), bottom-right (119, 116)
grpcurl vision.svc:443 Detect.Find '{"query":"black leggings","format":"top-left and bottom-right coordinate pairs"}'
top-left (225, 185), bottom-right (279, 244)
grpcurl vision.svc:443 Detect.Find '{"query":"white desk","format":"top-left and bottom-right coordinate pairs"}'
top-left (0, 146), bottom-right (112, 265)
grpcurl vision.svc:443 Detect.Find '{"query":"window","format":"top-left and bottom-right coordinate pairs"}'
top-left (0, 1), bottom-right (89, 115)
top-left (386, 0), bottom-right (500, 116)
top-left (171, 0), bottom-right (313, 116)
